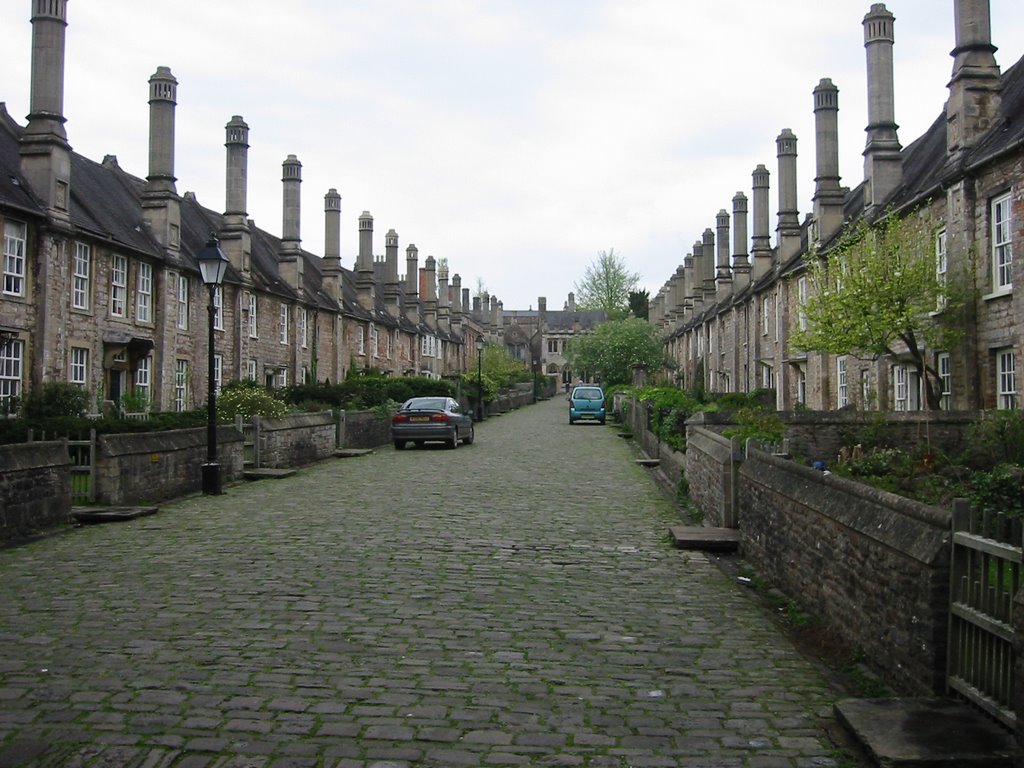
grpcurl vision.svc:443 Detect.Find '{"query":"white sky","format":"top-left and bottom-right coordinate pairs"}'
top-left (3, 1), bottom-right (1023, 310)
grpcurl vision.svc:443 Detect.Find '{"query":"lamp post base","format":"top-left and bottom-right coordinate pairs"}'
top-left (201, 462), bottom-right (222, 495)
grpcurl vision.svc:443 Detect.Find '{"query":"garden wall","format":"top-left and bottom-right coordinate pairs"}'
top-left (95, 426), bottom-right (243, 506)
top-left (739, 446), bottom-right (951, 694)
top-left (685, 426), bottom-right (739, 528)
top-left (0, 441), bottom-right (70, 541)
top-left (254, 411), bottom-right (336, 468)
top-left (339, 410), bottom-right (391, 448)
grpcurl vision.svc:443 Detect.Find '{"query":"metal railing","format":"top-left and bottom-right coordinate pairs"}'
top-left (948, 498), bottom-right (1022, 728)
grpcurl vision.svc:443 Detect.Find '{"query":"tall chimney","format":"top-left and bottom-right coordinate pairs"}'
top-left (355, 211), bottom-right (375, 310)
top-left (862, 4), bottom-right (902, 210)
top-left (322, 189), bottom-right (342, 299)
top-left (689, 240), bottom-right (704, 310)
top-left (451, 273), bottom-right (463, 334)
top-left (279, 155), bottom-right (303, 290)
top-left (751, 165), bottom-right (772, 280)
top-left (732, 192), bottom-right (751, 292)
top-left (404, 244), bottom-right (419, 323)
top-left (383, 228), bottom-right (400, 316)
top-left (20, 0), bottom-right (71, 217)
top-left (812, 78), bottom-right (844, 243)
top-left (776, 129), bottom-right (801, 261)
top-left (437, 259), bottom-right (450, 333)
top-left (424, 257), bottom-right (438, 329)
top-left (947, 0), bottom-right (1001, 157)
top-left (715, 209), bottom-right (733, 299)
top-left (701, 228), bottom-right (717, 301)
top-left (220, 116), bottom-right (251, 275)
top-left (141, 67), bottom-right (181, 255)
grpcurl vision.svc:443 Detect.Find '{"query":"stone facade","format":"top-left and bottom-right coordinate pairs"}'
top-left (651, 2), bottom-right (1022, 417)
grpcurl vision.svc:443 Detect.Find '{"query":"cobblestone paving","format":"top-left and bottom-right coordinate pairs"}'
top-left (0, 397), bottom-right (845, 767)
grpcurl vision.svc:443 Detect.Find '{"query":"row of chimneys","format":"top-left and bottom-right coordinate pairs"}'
top-left (17, 0), bottom-right (498, 336)
top-left (655, 0), bottom-right (1002, 324)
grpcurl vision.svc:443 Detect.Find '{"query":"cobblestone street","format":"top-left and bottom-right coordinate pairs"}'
top-left (0, 397), bottom-right (847, 767)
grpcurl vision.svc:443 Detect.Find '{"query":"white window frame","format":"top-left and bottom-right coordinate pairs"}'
top-left (797, 365), bottom-right (807, 405)
top-left (935, 230), bottom-right (948, 310)
top-left (279, 305), bottom-right (289, 345)
top-left (213, 353), bottom-right (223, 393)
top-left (276, 368), bottom-right (288, 388)
top-left (371, 326), bottom-right (379, 358)
top-left (357, 327), bottom-right (366, 355)
top-left (174, 360), bottom-right (188, 412)
top-left (0, 339), bottom-right (24, 407)
top-left (937, 352), bottom-right (951, 411)
top-left (135, 355), bottom-right (151, 403)
top-left (894, 365), bottom-right (909, 412)
top-left (300, 309), bottom-right (308, 349)
top-left (837, 357), bottom-right (849, 409)
top-left (70, 347), bottom-right (88, 388)
top-left (110, 254), bottom-right (128, 318)
top-left (248, 293), bottom-right (258, 338)
top-left (993, 193), bottom-right (1013, 290)
top-left (761, 296), bottom-right (769, 336)
top-left (997, 349), bottom-right (1017, 410)
top-left (73, 242), bottom-right (91, 310)
top-left (797, 277), bottom-right (808, 331)
top-left (213, 286), bottom-right (224, 331)
top-left (860, 369), bottom-right (871, 408)
top-left (246, 358), bottom-right (257, 382)
top-left (3, 220), bottom-right (26, 296)
top-left (177, 275), bottom-right (189, 330)
top-left (136, 261), bottom-right (153, 323)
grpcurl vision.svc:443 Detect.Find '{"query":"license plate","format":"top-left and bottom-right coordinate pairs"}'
top-left (409, 416), bottom-right (429, 422)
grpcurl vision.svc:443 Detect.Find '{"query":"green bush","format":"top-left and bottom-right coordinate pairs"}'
top-left (724, 406), bottom-right (785, 447)
top-left (21, 382), bottom-right (89, 419)
top-left (967, 464), bottom-right (1024, 517)
top-left (217, 384), bottom-right (289, 421)
top-left (964, 410), bottom-right (1024, 469)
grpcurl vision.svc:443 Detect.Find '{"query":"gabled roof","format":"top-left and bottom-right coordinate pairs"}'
top-left (0, 105), bottom-right (45, 218)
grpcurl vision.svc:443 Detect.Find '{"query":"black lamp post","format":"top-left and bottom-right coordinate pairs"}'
top-left (475, 336), bottom-right (485, 421)
top-left (197, 234), bottom-right (229, 495)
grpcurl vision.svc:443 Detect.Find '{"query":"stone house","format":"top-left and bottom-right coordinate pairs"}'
top-left (0, 1), bottom-right (489, 415)
top-left (651, 0), bottom-right (1022, 414)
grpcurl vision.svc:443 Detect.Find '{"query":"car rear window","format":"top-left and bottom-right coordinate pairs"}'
top-left (574, 389), bottom-right (603, 400)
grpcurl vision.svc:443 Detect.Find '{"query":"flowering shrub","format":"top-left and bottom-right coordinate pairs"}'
top-left (217, 384), bottom-right (289, 421)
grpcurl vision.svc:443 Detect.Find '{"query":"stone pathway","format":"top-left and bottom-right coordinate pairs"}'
top-left (0, 396), bottom-right (847, 766)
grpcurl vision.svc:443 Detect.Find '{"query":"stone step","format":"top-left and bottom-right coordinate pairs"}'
top-left (242, 468), bottom-right (297, 481)
top-left (669, 526), bottom-right (740, 552)
top-left (334, 448), bottom-right (374, 458)
top-left (71, 506), bottom-right (158, 524)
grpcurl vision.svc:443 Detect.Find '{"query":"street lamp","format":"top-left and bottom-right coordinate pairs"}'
top-left (197, 234), bottom-right (229, 495)
top-left (475, 336), bottom-right (485, 421)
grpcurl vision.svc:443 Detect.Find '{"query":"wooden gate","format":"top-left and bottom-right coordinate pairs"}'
top-left (67, 429), bottom-right (96, 504)
top-left (948, 498), bottom-right (1021, 728)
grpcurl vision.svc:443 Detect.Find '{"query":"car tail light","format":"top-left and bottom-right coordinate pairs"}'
top-left (392, 413), bottom-right (409, 424)
top-left (430, 413), bottom-right (450, 422)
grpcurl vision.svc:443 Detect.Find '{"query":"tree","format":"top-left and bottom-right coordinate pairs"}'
top-left (565, 318), bottom-right (668, 388)
top-left (628, 289), bottom-right (650, 320)
top-left (789, 209), bottom-right (967, 410)
top-left (574, 249), bottom-right (640, 317)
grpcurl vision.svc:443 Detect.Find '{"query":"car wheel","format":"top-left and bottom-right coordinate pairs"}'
top-left (599, 418), bottom-right (606, 425)
top-left (463, 425), bottom-right (474, 445)
top-left (448, 428), bottom-right (459, 449)
top-left (569, 416), bottom-right (575, 425)
top-left (394, 440), bottom-right (406, 450)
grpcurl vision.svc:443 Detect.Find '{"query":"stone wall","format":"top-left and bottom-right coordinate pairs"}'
top-left (340, 410), bottom-right (392, 449)
top-left (254, 411), bottom-right (337, 468)
top-left (685, 427), bottom-right (739, 528)
top-left (96, 427), bottom-right (243, 506)
top-left (0, 442), bottom-right (71, 541)
top-left (739, 446), bottom-right (951, 695)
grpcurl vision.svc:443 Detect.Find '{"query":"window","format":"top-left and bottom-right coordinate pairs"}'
top-left (177, 275), bottom-right (189, 330)
top-left (548, 339), bottom-right (558, 353)
top-left (935, 230), bottom-right (947, 310)
top-left (894, 365), bottom-right (909, 412)
top-left (213, 286), bottom-right (224, 331)
top-left (937, 353), bottom-right (951, 411)
top-left (276, 368), bottom-right (288, 388)
top-left (110, 254), bottom-right (127, 317)
top-left (278, 305), bottom-right (288, 344)
top-left (213, 353), bottom-right (223, 393)
top-left (248, 293), bottom-right (257, 338)
top-left (370, 326), bottom-right (379, 358)
top-left (135, 356), bottom-right (150, 403)
top-left (136, 262), bottom-right (152, 323)
top-left (300, 309), bottom-right (308, 349)
top-left (3, 220), bottom-right (26, 296)
top-left (837, 357), bottom-right (848, 408)
top-left (797, 365), bottom-right (807, 406)
top-left (860, 369), bottom-right (872, 408)
top-left (73, 242), bottom-right (91, 310)
top-left (0, 339), bottom-right (24, 408)
top-left (246, 358), bottom-right (257, 382)
top-left (386, 329), bottom-right (393, 359)
top-left (174, 360), bottom-right (188, 412)
top-left (761, 296), bottom-right (769, 335)
top-left (70, 347), bottom-right (88, 388)
top-left (760, 363), bottom-right (774, 390)
top-left (797, 277), bottom-right (808, 331)
top-left (357, 327), bottom-right (365, 355)
top-left (997, 349), bottom-right (1016, 409)
top-left (993, 193), bottom-right (1013, 290)
top-left (775, 291), bottom-right (781, 341)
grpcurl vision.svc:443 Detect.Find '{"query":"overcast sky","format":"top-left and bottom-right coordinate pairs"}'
top-left (3, 1), bottom-right (1023, 310)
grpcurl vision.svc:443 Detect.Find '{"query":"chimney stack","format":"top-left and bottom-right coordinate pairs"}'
top-left (220, 116), bottom-right (251, 276)
top-left (812, 79), bottom-right (845, 242)
top-left (141, 67), bottom-right (181, 255)
top-left (437, 259), bottom-right (450, 333)
top-left (776, 129), bottom-right (801, 261)
top-left (862, 4), bottom-right (902, 209)
top-left (947, 0), bottom-right (1002, 157)
top-left (279, 155), bottom-right (303, 290)
top-left (701, 228), bottom-right (717, 301)
top-left (384, 228), bottom-right (401, 316)
top-left (715, 209), bottom-right (733, 299)
top-left (751, 165), bottom-right (772, 280)
top-left (20, 0), bottom-right (71, 217)
top-left (732, 192), bottom-right (751, 292)
top-left (404, 244), bottom-right (419, 324)
top-left (322, 189), bottom-right (342, 299)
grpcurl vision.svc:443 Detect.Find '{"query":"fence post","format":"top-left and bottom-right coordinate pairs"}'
top-left (88, 429), bottom-right (96, 503)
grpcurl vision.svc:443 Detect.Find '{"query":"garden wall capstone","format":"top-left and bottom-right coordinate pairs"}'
top-left (0, 441), bottom-right (70, 541)
top-left (739, 445), bottom-right (951, 695)
top-left (254, 411), bottom-right (336, 468)
top-left (95, 426), bottom-right (243, 506)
